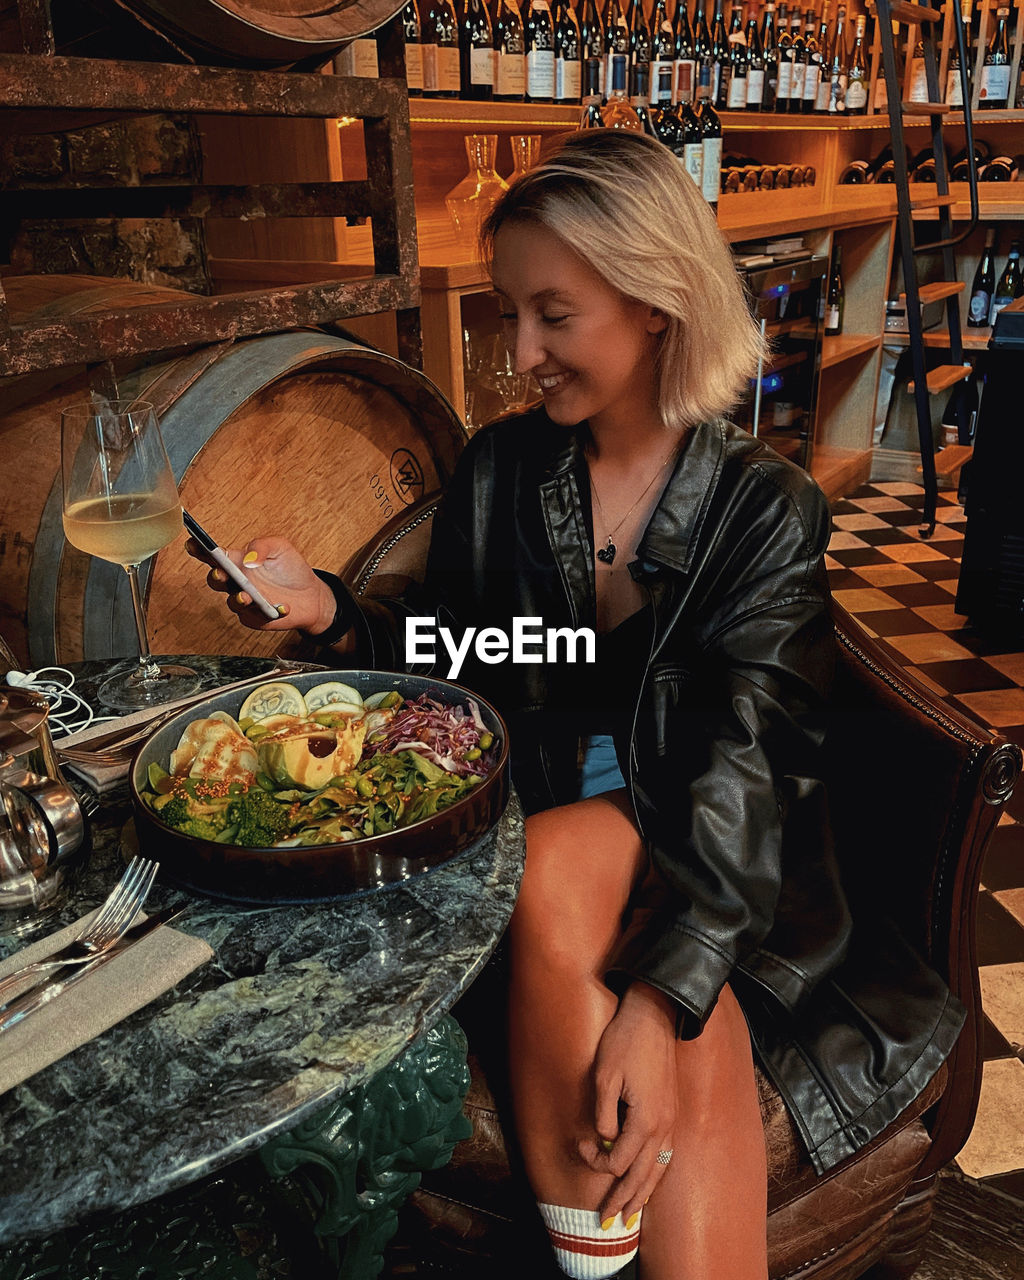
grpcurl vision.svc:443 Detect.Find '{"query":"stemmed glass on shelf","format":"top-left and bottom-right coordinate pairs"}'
top-left (60, 399), bottom-right (198, 711)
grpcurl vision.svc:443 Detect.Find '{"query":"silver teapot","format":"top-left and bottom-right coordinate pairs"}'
top-left (0, 685), bottom-right (87, 934)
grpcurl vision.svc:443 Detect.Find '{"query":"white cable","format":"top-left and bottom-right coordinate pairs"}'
top-left (4, 667), bottom-right (118, 737)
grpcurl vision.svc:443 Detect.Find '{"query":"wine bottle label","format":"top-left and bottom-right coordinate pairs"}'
top-left (334, 38), bottom-right (380, 78)
top-left (909, 63), bottom-right (929, 103)
top-left (946, 67), bottom-right (963, 107)
top-left (406, 43), bottom-right (424, 92)
top-left (980, 63), bottom-right (1010, 103)
top-left (815, 70), bottom-right (831, 111)
top-left (421, 42), bottom-right (439, 90)
top-left (747, 68), bottom-right (765, 104)
top-left (803, 64), bottom-right (819, 101)
top-left (829, 71), bottom-right (847, 112)
top-left (702, 136), bottom-right (722, 202)
top-left (790, 61), bottom-right (805, 100)
top-left (438, 45), bottom-right (461, 91)
top-left (555, 57), bottom-right (581, 100)
top-left (825, 303), bottom-right (841, 330)
top-left (496, 51), bottom-right (527, 95)
top-left (777, 61), bottom-right (793, 99)
top-left (846, 76), bottom-right (867, 110)
top-left (728, 70), bottom-right (748, 107)
top-left (650, 59), bottom-right (673, 103)
top-left (684, 141), bottom-right (704, 189)
top-left (991, 298), bottom-right (1011, 324)
top-left (674, 59), bottom-right (695, 103)
top-left (471, 46), bottom-right (495, 85)
top-left (969, 290), bottom-right (991, 323)
top-left (875, 76), bottom-right (888, 111)
top-left (527, 49), bottom-right (556, 97)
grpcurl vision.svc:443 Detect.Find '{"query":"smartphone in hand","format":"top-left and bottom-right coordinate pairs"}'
top-left (182, 510), bottom-right (284, 621)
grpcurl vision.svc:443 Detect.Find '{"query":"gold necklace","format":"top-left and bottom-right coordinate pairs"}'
top-left (587, 446), bottom-right (678, 566)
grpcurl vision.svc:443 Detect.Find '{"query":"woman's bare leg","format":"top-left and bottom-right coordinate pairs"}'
top-left (507, 794), bottom-right (767, 1279)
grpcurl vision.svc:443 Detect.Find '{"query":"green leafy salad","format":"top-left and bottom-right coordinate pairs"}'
top-left (139, 680), bottom-right (497, 848)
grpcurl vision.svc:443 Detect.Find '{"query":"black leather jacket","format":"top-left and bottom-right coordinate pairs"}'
top-left (347, 408), bottom-right (962, 1173)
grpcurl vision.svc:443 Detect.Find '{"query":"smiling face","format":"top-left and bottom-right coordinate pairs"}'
top-left (490, 220), bottom-right (667, 435)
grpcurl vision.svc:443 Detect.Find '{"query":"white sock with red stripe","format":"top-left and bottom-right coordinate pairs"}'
top-left (537, 1203), bottom-right (642, 1278)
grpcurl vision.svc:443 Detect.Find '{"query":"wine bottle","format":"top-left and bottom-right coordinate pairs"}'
top-left (580, 51), bottom-right (606, 124)
top-left (825, 244), bottom-right (844, 334)
top-left (745, 16), bottom-right (764, 110)
top-left (968, 228), bottom-right (996, 327)
top-left (494, 0), bottom-right (527, 101)
top-left (908, 35), bottom-right (929, 104)
top-left (874, 16), bottom-right (898, 113)
top-left (692, 1), bottom-right (714, 103)
top-left (675, 90), bottom-right (704, 192)
top-left (990, 240), bottom-right (1023, 325)
top-left (627, 0), bottom-right (652, 80)
top-left (630, 60), bottom-right (660, 134)
top-left (980, 6), bottom-right (1011, 109)
top-left (601, 50), bottom-right (645, 127)
top-left (603, 0), bottom-right (630, 96)
top-left (650, 0), bottom-right (675, 105)
top-left (525, 0), bottom-right (556, 101)
top-left (460, 0), bottom-right (494, 100)
top-left (761, 1), bottom-right (779, 110)
top-left (788, 8), bottom-right (808, 112)
top-left (945, 3), bottom-right (968, 109)
top-left (815, 5), bottom-right (832, 111)
top-left (554, 0), bottom-right (582, 101)
top-left (775, 3), bottom-right (793, 112)
top-left (672, 0), bottom-right (696, 104)
top-left (827, 4), bottom-right (848, 113)
top-left (982, 154), bottom-right (1018, 180)
top-left (845, 13), bottom-right (867, 113)
top-left (403, 0), bottom-right (424, 96)
top-left (709, 1), bottom-right (730, 107)
top-left (801, 8), bottom-right (821, 114)
top-left (422, 0), bottom-right (461, 97)
top-left (695, 58), bottom-right (722, 213)
top-left (334, 35), bottom-right (379, 77)
top-left (723, 1), bottom-right (747, 110)
top-left (579, 0), bottom-right (605, 98)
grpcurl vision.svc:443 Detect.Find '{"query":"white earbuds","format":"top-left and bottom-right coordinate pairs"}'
top-left (3, 667), bottom-right (109, 737)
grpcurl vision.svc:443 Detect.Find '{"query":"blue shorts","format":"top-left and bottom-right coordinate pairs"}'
top-left (579, 733), bottom-right (627, 800)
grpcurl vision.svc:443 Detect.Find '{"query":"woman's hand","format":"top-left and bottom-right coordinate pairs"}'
top-left (578, 982), bottom-right (678, 1225)
top-left (186, 535), bottom-right (336, 635)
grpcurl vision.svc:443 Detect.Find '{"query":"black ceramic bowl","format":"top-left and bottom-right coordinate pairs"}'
top-left (130, 670), bottom-right (509, 903)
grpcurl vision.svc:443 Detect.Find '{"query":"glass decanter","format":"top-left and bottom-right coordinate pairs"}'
top-left (509, 134), bottom-right (542, 181)
top-left (445, 134), bottom-right (509, 243)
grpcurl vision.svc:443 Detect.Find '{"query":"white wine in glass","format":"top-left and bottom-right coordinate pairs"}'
top-left (60, 399), bottom-right (199, 711)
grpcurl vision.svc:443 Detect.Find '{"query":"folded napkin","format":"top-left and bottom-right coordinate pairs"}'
top-left (0, 907), bottom-right (213, 1095)
top-left (55, 704), bottom-right (169, 795)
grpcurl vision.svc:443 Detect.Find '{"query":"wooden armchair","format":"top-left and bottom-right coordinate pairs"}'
top-left (343, 500), bottom-right (1022, 1280)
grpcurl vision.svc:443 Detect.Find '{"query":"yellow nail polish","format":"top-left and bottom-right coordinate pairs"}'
top-left (243, 551), bottom-right (259, 564)
top-left (600, 1138), bottom-right (615, 1152)
top-left (626, 1213), bottom-right (639, 1231)
top-left (600, 1216), bottom-right (615, 1232)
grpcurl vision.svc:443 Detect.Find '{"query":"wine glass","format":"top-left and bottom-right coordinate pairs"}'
top-left (60, 399), bottom-right (199, 711)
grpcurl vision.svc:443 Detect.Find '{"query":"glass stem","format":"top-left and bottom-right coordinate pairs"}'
top-left (123, 563), bottom-right (160, 682)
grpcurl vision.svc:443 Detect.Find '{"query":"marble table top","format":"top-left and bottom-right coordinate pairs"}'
top-left (0, 658), bottom-right (525, 1245)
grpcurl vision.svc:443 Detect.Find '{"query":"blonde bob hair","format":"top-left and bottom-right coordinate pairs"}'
top-left (480, 130), bottom-right (766, 431)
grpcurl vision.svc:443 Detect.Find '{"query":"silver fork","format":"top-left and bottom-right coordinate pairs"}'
top-left (0, 856), bottom-right (159, 1002)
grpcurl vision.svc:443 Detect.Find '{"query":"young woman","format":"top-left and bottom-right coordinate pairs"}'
top-left (190, 131), bottom-right (963, 1280)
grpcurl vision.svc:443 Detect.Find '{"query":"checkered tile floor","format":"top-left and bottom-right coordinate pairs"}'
top-left (829, 481), bottom-right (1024, 1203)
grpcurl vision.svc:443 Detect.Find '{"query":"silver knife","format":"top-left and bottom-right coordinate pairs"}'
top-left (0, 906), bottom-right (185, 1034)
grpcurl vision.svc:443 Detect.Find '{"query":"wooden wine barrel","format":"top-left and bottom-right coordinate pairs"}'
top-left (17, 327), bottom-right (466, 667)
top-left (81, 0), bottom-right (405, 67)
top-left (0, 273), bottom-right (215, 665)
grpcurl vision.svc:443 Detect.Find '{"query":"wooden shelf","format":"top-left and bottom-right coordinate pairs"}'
top-left (885, 327), bottom-right (992, 349)
top-left (811, 445), bottom-right (874, 500)
top-left (410, 100), bottom-right (579, 129)
top-left (916, 281), bottom-right (966, 303)
top-left (821, 333), bottom-right (882, 368)
top-left (908, 363), bottom-right (973, 394)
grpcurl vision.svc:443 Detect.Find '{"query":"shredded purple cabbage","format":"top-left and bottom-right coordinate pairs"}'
top-left (367, 693), bottom-right (494, 777)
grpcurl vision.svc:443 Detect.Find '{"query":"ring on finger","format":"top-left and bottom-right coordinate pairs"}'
top-left (656, 1149), bottom-right (673, 1166)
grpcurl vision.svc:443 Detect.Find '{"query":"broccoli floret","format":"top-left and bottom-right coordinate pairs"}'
top-left (227, 787), bottom-right (291, 848)
top-left (153, 788), bottom-right (232, 839)
top-left (178, 816), bottom-right (227, 841)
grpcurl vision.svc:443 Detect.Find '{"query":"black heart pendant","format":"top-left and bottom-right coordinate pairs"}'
top-left (596, 541), bottom-right (616, 565)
